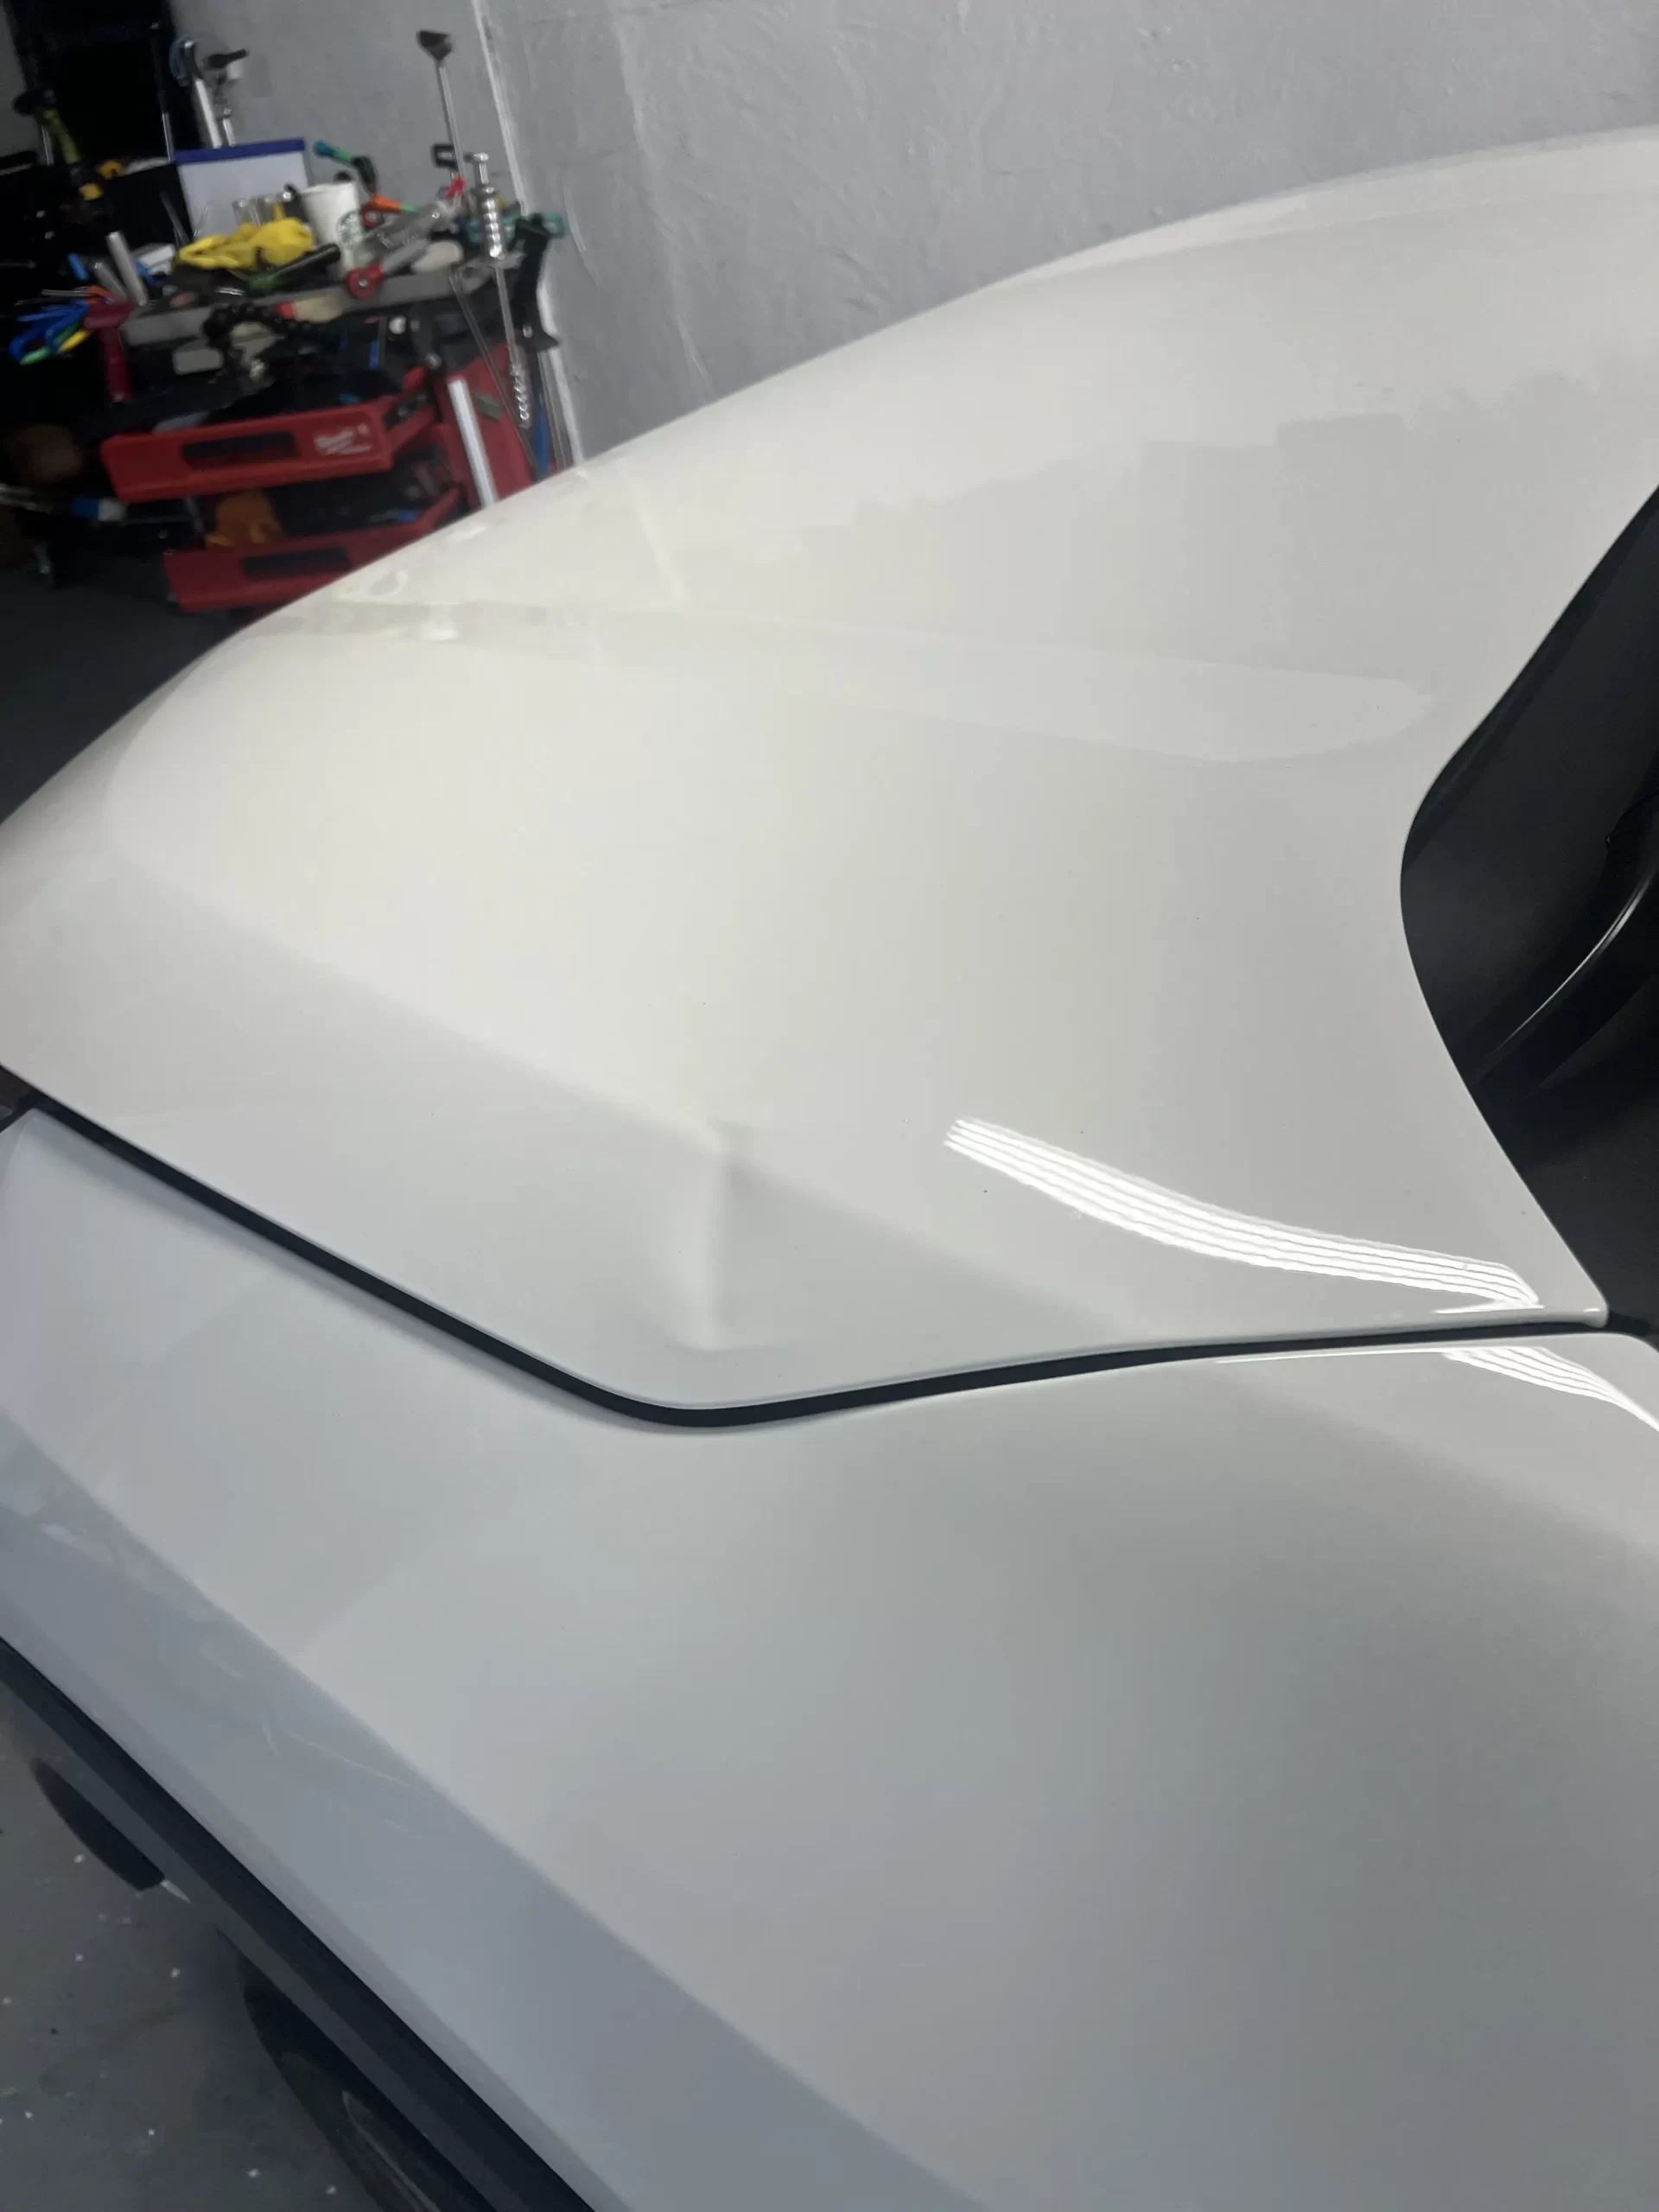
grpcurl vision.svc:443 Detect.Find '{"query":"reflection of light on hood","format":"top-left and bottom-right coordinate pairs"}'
top-left (945, 1117), bottom-right (1541, 1313)
top-left (1443, 1341), bottom-right (1659, 1432)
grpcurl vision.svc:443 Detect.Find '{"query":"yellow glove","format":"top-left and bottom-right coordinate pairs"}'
top-left (178, 218), bottom-right (316, 271)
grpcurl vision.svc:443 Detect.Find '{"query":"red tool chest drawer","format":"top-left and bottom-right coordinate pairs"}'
top-left (105, 385), bottom-right (436, 501)
top-left (163, 486), bottom-right (462, 613)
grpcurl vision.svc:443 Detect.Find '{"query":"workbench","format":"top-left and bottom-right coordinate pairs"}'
top-left (95, 255), bottom-right (539, 613)
top-left (116, 257), bottom-right (505, 352)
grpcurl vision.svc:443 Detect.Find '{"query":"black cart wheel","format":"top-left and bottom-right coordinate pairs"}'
top-left (239, 1963), bottom-right (491, 2212)
top-left (29, 530), bottom-right (89, 588)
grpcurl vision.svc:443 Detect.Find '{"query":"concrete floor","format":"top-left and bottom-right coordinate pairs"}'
top-left (0, 1716), bottom-right (370, 2209)
top-left (0, 556), bottom-right (231, 816)
top-left (0, 558), bottom-right (376, 2209)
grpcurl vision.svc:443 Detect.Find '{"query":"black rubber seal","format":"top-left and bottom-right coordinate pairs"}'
top-left (26, 1094), bottom-right (1625, 1433)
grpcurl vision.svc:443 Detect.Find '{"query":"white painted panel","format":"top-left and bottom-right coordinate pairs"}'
top-left (4, 1115), bottom-right (1659, 2209)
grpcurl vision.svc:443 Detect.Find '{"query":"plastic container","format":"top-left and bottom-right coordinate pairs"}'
top-left (175, 140), bottom-right (309, 242)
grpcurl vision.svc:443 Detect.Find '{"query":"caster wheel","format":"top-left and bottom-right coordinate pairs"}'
top-left (239, 1962), bottom-right (491, 2212)
top-left (30, 536), bottom-right (85, 588)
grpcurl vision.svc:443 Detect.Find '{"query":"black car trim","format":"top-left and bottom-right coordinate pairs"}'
top-left (22, 1094), bottom-right (1632, 1432)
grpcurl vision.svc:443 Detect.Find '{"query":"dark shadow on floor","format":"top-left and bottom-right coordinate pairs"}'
top-left (0, 560), bottom-right (235, 823)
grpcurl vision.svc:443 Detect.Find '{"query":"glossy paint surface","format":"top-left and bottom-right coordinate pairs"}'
top-left (7, 1114), bottom-right (1659, 2212)
top-left (8, 141), bottom-right (1659, 1399)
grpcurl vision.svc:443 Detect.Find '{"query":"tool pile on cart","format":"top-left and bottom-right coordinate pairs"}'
top-left (2, 26), bottom-right (570, 612)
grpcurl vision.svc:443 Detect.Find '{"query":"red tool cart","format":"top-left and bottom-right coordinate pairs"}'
top-left (98, 264), bottom-right (551, 615)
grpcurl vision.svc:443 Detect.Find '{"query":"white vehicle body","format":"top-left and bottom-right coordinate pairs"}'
top-left (5, 129), bottom-right (1659, 2211)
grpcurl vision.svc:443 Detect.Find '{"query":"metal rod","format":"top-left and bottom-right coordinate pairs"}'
top-left (468, 0), bottom-right (527, 207)
top-left (536, 345), bottom-right (575, 474)
top-left (447, 270), bottom-right (515, 421)
top-left (535, 249), bottom-right (580, 465)
top-left (418, 29), bottom-right (538, 467)
top-left (433, 70), bottom-right (462, 171)
top-left (418, 31), bottom-right (466, 175)
top-left (446, 374), bottom-right (498, 506)
top-left (105, 232), bottom-right (149, 308)
top-left (177, 41), bottom-right (226, 150)
top-left (149, 25), bottom-right (175, 162)
top-left (191, 76), bottom-right (223, 148)
top-left (447, 268), bottom-right (539, 480)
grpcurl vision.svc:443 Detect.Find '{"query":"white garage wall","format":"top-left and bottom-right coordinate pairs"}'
top-left (0, 14), bottom-right (36, 157)
top-left (169, 3), bottom-right (514, 211)
top-left (178, 0), bottom-right (1659, 455)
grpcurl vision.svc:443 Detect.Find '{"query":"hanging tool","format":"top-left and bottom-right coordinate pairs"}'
top-left (11, 88), bottom-right (102, 200)
top-left (342, 176), bottom-right (465, 300)
top-left (508, 212), bottom-right (575, 470)
top-left (170, 39), bottom-right (246, 149)
top-left (446, 267), bottom-right (541, 480)
top-left (416, 30), bottom-right (467, 175)
top-left (170, 39), bottom-right (221, 148)
top-left (468, 149), bottom-right (533, 434)
top-left (414, 27), bottom-right (537, 456)
top-left (344, 229), bottom-right (460, 300)
top-left (12, 88), bottom-right (82, 168)
top-left (314, 141), bottom-right (379, 198)
top-left (207, 47), bottom-right (247, 143)
top-left (148, 28), bottom-right (176, 162)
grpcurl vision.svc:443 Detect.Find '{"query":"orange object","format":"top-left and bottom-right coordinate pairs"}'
top-left (207, 491), bottom-right (283, 549)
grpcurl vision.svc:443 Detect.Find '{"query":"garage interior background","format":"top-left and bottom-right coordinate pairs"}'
top-left (58, 0), bottom-right (1646, 459)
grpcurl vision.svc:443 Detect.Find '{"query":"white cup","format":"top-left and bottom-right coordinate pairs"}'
top-left (302, 180), bottom-right (367, 267)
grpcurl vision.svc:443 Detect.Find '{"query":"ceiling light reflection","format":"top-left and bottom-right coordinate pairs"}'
top-left (946, 1116), bottom-right (1541, 1313)
top-left (1442, 1341), bottom-right (1659, 1432)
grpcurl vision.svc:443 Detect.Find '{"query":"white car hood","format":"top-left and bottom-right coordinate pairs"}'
top-left (4, 132), bottom-right (1656, 1406)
